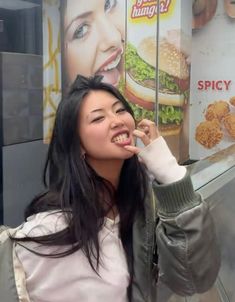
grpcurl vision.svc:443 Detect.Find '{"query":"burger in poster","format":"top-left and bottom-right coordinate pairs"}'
top-left (125, 36), bottom-right (190, 136)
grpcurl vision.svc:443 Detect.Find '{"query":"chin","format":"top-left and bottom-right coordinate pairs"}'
top-left (121, 150), bottom-right (135, 160)
top-left (107, 151), bottom-right (134, 161)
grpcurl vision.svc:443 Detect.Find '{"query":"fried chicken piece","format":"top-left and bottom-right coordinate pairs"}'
top-left (205, 100), bottom-right (230, 121)
top-left (229, 96), bottom-right (235, 107)
top-left (195, 119), bottom-right (223, 149)
top-left (223, 113), bottom-right (235, 139)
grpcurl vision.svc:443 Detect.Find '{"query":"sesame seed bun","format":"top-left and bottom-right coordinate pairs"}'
top-left (137, 36), bottom-right (156, 68)
top-left (158, 39), bottom-right (189, 80)
top-left (137, 37), bottom-right (189, 80)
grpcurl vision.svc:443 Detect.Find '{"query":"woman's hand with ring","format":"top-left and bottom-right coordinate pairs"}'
top-left (124, 119), bottom-right (160, 154)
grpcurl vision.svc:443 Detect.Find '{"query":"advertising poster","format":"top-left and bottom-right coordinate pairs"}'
top-left (190, 0), bottom-right (235, 160)
top-left (125, 0), bottom-right (192, 161)
top-left (43, 0), bottom-right (61, 143)
top-left (45, 0), bottom-right (192, 161)
top-left (60, 0), bottom-right (126, 94)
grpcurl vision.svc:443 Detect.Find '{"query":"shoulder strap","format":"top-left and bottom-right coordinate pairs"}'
top-left (0, 226), bottom-right (19, 302)
top-left (0, 224), bottom-right (9, 233)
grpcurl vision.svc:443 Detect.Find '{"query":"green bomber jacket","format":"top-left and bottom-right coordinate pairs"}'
top-left (0, 172), bottom-right (221, 302)
top-left (131, 172), bottom-right (221, 301)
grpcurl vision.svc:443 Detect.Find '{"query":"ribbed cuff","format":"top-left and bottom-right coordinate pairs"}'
top-left (138, 137), bottom-right (186, 184)
top-left (153, 172), bottom-right (200, 217)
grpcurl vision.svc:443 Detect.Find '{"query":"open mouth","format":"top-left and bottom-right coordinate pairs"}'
top-left (112, 132), bottom-right (130, 144)
top-left (96, 49), bottom-right (123, 86)
top-left (99, 52), bottom-right (122, 72)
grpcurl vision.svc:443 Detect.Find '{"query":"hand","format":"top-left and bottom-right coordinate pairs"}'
top-left (124, 119), bottom-right (160, 154)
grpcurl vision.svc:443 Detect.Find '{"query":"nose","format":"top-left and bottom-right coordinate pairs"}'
top-left (97, 17), bottom-right (122, 52)
top-left (110, 115), bottom-right (124, 129)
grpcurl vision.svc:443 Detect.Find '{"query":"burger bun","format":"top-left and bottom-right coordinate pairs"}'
top-left (125, 73), bottom-right (155, 110)
top-left (159, 123), bottom-right (182, 137)
top-left (158, 92), bottom-right (185, 107)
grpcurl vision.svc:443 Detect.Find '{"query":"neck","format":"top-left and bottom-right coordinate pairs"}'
top-left (86, 158), bottom-right (124, 188)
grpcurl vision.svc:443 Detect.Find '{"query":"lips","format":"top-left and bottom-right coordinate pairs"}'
top-left (112, 132), bottom-right (128, 143)
top-left (111, 131), bottom-right (132, 146)
top-left (96, 49), bottom-right (123, 86)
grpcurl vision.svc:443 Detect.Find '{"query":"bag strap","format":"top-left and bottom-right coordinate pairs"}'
top-left (0, 224), bottom-right (9, 233)
top-left (0, 226), bottom-right (19, 302)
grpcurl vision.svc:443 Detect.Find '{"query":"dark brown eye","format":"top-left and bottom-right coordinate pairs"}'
top-left (91, 116), bottom-right (104, 123)
top-left (116, 108), bottom-right (126, 113)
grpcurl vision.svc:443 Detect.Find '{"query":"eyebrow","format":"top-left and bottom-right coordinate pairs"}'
top-left (65, 11), bottom-right (92, 34)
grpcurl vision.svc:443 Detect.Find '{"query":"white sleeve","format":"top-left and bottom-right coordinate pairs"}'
top-left (138, 136), bottom-right (186, 184)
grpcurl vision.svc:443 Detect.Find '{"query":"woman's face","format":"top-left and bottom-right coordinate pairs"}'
top-left (78, 90), bottom-right (135, 166)
top-left (64, 0), bottom-right (125, 86)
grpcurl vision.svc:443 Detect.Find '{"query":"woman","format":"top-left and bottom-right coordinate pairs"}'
top-left (1, 75), bottom-right (220, 302)
top-left (62, 0), bottom-right (125, 89)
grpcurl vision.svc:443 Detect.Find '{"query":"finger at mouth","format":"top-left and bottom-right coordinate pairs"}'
top-left (137, 126), bottom-right (149, 135)
top-left (133, 129), bottom-right (151, 146)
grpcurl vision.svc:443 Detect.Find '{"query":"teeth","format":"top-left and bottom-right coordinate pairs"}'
top-left (113, 133), bottom-right (128, 143)
top-left (102, 54), bottom-right (122, 71)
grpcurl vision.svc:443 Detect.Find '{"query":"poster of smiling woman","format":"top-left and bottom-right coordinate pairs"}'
top-left (43, 0), bottom-right (126, 142)
top-left (60, 0), bottom-right (126, 94)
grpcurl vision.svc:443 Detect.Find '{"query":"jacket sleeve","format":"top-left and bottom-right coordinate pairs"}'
top-left (153, 172), bottom-right (221, 296)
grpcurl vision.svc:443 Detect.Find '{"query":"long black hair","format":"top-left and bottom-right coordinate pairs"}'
top-left (14, 75), bottom-right (148, 274)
